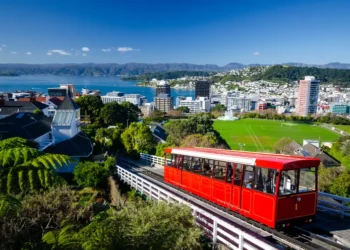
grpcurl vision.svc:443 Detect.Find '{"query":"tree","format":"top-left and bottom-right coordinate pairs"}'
top-left (146, 110), bottom-right (166, 123)
top-left (100, 102), bottom-right (124, 126)
top-left (155, 142), bottom-right (174, 157)
top-left (0, 194), bottom-right (21, 218)
top-left (210, 104), bottom-right (226, 113)
top-left (330, 170), bottom-right (350, 197)
top-left (120, 101), bottom-right (142, 124)
top-left (42, 200), bottom-right (203, 250)
top-left (95, 125), bottom-right (125, 153)
top-left (0, 138), bottom-right (72, 194)
top-left (121, 123), bottom-right (156, 154)
top-left (318, 164), bottom-right (344, 192)
top-left (74, 161), bottom-right (109, 188)
top-left (104, 157), bottom-right (116, 173)
top-left (0, 186), bottom-right (93, 250)
top-left (180, 134), bottom-right (220, 148)
top-left (273, 137), bottom-right (293, 154)
top-left (75, 95), bottom-right (104, 123)
top-left (176, 106), bottom-right (190, 113)
top-left (165, 120), bottom-right (191, 146)
top-left (33, 108), bottom-right (44, 116)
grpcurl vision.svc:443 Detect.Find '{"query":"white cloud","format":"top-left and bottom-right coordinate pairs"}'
top-left (1, 44), bottom-right (6, 47)
top-left (102, 48), bottom-right (112, 52)
top-left (11, 51), bottom-right (17, 54)
top-left (117, 47), bottom-right (134, 52)
top-left (253, 52), bottom-right (260, 56)
top-left (81, 47), bottom-right (90, 52)
top-left (82, 53), bottom-right (87, 56)
top-left (26, 52), bottom-right (32, 55)
top-left (47, 49), bottom-right (71, 56)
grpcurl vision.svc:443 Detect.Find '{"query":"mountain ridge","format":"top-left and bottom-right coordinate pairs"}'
top-left (1, 62), bottom-right (350, 76)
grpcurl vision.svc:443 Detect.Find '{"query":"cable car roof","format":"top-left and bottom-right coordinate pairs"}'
top-left (165, 147), bottom-right (320, 170)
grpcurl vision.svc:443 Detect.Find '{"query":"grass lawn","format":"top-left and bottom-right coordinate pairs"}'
top-left (213, 119), bottom-right (339, 152)
top-left (333, 125), bottom-right (350, 134)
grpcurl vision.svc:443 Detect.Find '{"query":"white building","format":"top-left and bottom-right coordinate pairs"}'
top-left (179, 97), bottom-right (210, 113)
top-left (125, 94), bottom-right (143, 106)
top-left (227, 97), bottom-right (251, 112)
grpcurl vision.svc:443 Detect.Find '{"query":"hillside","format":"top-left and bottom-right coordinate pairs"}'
top-left (213, 65), bottom-right (350, 86)
top-left (2, 62), bottom-right (350, 76)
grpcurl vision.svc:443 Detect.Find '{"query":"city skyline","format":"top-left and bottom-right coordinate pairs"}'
top-left (1, 0), bottom-right (350, 65)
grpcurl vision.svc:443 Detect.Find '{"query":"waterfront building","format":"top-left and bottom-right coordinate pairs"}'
top-left (227, 97), bottom-right (251, 112)
top-left (330, 103), bottom-right (350, 115)
top-left (101, 91), bottom-right (126, 104)
top-left (178, 97), bottom-right (210, 114)
top-left (195, 80), bottom-right (211, 99)
top-left (125, 94), bottom-right (143, 106)
top-left (139, 103), bottom-right (154, 117)
top-left (296, 76), bottom-right (320, 117)
top-left (175, 96), bottom-right (186, 108)
top-left (154, 94), bottom-right (173, 112)
top-left (48, 84), bottom-right (76, 98)
top-left (156, 80), bottom-right (171, 96)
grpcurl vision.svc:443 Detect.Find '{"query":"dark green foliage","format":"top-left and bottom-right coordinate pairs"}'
top-left (100, 101), bottom-right (141, 127)
top-left (95, 124), bottom-right (125, 154)
top-left (210, 104), bottom-right (226, 112)
top-left (0, 194), bottom-right (21, 218)
top-left (104, 157), bottom-right (116, 173)
top-left (75, 95), bottom-right (104, 123)
top-left (74, 161), bottom-right (109, 188)
top-left (176, 106), bottom-right (190, 113)
top-left (33, 108), bottom-right (44, 115)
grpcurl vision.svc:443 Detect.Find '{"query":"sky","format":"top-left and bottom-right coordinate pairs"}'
top-left (0, 0), bottom-right (350, 65)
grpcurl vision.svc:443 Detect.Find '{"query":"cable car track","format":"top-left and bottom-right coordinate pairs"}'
top-left (117, 158), bottom-right (348, 250)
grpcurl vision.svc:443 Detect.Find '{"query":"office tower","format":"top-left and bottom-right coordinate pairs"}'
top-left (156, 80), bottom-right (171, 96)
top-left (195, 80), bottom-right (211, 99)
top-left (296, 76), bottom-right (320, 116)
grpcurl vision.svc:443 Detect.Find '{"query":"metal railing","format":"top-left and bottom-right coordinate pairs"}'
top-left (140, 153), bottom-right (350, 220)
top-left (317, 192), bottom-right (350, 219)
top-left (140, 153), bottom-right (171, 166)
top-left (116, 165), bottom-right (278, 250)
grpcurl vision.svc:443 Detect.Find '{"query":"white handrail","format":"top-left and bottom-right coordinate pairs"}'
top-left (116, 165), bottom-right (278, 250)
top-left (140, 153), bottom-right (350, 219)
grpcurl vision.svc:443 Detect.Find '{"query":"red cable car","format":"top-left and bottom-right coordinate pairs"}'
top-left (163, 147), bottom-right (319, 229)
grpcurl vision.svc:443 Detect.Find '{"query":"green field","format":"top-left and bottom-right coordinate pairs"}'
top-left (213, 119), bottom-right (339, 152)
top-left (333, 125), bottom-right (350, 134)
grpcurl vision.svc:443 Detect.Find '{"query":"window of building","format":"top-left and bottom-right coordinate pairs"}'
top-left (279, 170), bottom-right (297, 196)
top-left (299, 167), bottom-right (316, 193)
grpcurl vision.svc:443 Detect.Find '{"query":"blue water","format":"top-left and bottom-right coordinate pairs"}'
top-left (0, 75), bottom-right (194, 102)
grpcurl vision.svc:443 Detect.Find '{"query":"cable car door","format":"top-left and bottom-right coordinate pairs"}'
top-left (231, 163), bottom-right (243, 210)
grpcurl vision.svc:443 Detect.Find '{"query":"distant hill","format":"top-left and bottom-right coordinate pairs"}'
top-left (1, 62), bottom-right (350, 76)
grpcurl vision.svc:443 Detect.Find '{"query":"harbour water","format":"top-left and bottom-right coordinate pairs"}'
top-left (0, 75), bottom-right (194, 102)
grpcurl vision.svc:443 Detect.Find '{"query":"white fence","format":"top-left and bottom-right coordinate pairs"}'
top-left (140, 153), bottom-right (171, 166)
top-left (318, 192), bottom-right (350, 219)
top-left (117, 165), bottom-right (278, 250)
top-left (140, 153), bottom-right (350, 219)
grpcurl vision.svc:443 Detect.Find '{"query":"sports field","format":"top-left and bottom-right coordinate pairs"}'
top-left (213, 119), bottom-right (339, 152)
top-left (333, 125), bottom-right (350, 134)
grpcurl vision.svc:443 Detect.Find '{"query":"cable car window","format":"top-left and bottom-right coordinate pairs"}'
top-left (243, 165), bottom-right (254, 189)
top-left (226, 163), bottom-right (233, 183)
top-left (213, 161), bottom-right (226, 181)
top-left (254, 167), bottom-right (277, 195)
top-left (299, 167), bottom-right (316, 193)
top-left (202, 159), bottom-right (212, 177)
top-left (176, 155), bottom-right (183, 169)
top-left (183, 156), bottom-right (192, 171)
top-left (279, 170), bottom-right (297, 196)
top-left (170, 154), bottom-right (177, 167)
top-left (234, 164), bottom-right (243, 185)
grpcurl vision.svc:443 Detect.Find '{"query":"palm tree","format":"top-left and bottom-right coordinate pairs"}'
top-left (0, 137), bottom-right (72, 194)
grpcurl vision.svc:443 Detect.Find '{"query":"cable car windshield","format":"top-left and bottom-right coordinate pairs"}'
top-left (278, 167), bottom-right (316, 196)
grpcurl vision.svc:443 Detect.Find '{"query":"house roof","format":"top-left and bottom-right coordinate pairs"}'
top-left (48, 97), bottom-right (63, 106)
top-left (0, 101), bottom-right (48, 116)
top-left (149, 123), bottom-right (167, 142)
top-left (17, 97), bottom-right (47, 103)
top-left (0, 112), bottom-right (52, 140)
top-left (44, 132), bottom-right (93, 157)
top-left (57, 96), bottom-right (80, 110)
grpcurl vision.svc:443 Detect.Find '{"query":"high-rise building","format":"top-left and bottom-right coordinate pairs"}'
top-left (195, 80), bottom-right (211, 99)
top-left (226, 97), bottom-right (251, 112)
top-left (156, 80), bottom-right (171, 96)
top-left (154, 94), bottom-right (173, 112)
top-left (296, 76), bottom-right (320, 117)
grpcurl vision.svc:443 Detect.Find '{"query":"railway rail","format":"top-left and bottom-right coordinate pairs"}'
top-left (117, 158), bottom-right (349, 250)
